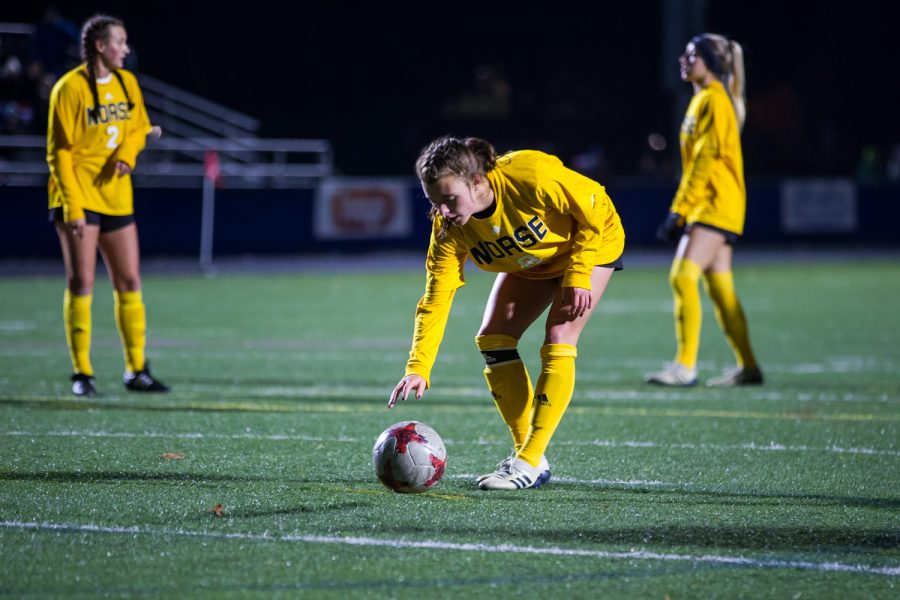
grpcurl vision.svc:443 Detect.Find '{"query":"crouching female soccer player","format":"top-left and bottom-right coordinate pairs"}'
top-left (389, 136), bottom-right (625, 490)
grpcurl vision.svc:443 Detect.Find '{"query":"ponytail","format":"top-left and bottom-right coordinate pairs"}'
top-left (727, 39), bottom-right (747, 129)
top-left (695, 33), bottom-right (747, 130)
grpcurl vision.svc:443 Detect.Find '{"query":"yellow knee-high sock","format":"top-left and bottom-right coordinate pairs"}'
top-left (671, 258), bottom-right (703, 369)
top-left (476, 334), bottom-right (533, 452)
top-left (518, 343), bottom-right (577, 467)
top-left (703, 271), bottom-right (758, 369)
top-left (64, 290), bottom-right (93, 376)
top-left (114, 290), bottom-right (146, 374)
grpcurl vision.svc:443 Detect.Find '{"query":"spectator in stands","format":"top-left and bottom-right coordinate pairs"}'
top-left (389, 135), bottom-right (625, 490)
top-left (645, 33), bottom-right (763, 388)
top-left (46, 14), bottom-right (168, 397)
top-left (0, 34), bottom-right (35, 135)
top-left (28, 7), bottom-right (80, 134)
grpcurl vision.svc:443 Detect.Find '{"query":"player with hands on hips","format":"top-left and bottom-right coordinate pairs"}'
top-left (390, 136), bottom-right (625, 490)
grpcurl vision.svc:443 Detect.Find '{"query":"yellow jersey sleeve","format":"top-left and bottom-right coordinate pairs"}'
top-left (671, 90), bottom-right (719, 216)
top-left (47, 73), bottom-right (87, 221)
top-left (114, 70), bottom-right (150, 169)
top-left (539, 167), bottom-right (610, 289)
top-left (404, 221), bottom-right (469, 386)
top-left (670, 81), bottom-right (747, 234)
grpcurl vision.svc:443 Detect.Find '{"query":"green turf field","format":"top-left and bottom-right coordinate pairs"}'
top-left (1, 257), bottom-right (898, 598)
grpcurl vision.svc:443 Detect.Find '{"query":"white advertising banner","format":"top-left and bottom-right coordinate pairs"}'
top-left (314, 178), bottom-right (412, 239)
top-left (780, 179), bottom-right (857, 233)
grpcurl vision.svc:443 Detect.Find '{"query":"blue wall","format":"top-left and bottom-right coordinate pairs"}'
top-left (4, 182), bottom-right (897, 259)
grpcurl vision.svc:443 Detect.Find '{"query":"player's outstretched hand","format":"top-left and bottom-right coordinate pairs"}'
top-left (388, 374), bottom-right (427, 409)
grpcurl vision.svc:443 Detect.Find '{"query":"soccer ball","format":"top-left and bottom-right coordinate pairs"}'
top-left (372, 421), bottom-right (447, 493)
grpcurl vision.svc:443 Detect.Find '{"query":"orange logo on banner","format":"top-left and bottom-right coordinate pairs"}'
top-left (330, 188), bottom-right (397, 233)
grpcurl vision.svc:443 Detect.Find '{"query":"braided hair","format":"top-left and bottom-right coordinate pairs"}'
top-left (415, 136), bottom-right (498, 240)
top-left (80, 14), bottom-right (134, 121)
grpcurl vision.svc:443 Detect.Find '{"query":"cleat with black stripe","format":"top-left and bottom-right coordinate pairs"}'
top-left (476, 454), bottom-right (550, 486)
top-left (477, 457), bottom-right (550, 491)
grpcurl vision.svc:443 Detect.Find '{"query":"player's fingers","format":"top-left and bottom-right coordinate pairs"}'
top-left (387, 383), bottom-right (406, 408)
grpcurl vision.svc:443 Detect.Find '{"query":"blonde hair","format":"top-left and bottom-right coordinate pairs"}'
top-left (696, 33), bottom-right (747, 129)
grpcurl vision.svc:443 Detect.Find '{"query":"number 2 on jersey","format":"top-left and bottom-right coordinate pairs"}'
top-left (105, 125), bottom-right (120, 149)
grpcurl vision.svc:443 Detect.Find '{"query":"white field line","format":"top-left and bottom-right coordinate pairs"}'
top-left (3, 430), bottom-right (898, 457)
top-left (448, 474), bottom-right (673, 487)
top-left (1, 520), bottom-right (897, 577)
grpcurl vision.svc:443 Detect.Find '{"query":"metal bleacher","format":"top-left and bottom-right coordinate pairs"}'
top-left (0, 22), bottom-right (334, 270)
top-left (0, 21), bottom-right (333, 189)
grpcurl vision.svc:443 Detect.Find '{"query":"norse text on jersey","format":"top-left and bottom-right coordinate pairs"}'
top-left (86, 102), bottom-right (131, 126)
top-left (469, 215), bottom-right (548, 267)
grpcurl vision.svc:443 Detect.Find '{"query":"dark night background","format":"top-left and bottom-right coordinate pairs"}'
top-left (4, 1), bottom-right (899, 180)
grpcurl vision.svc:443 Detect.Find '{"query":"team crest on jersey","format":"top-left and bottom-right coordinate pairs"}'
top-left (682, 116), bottom-right (697, 136)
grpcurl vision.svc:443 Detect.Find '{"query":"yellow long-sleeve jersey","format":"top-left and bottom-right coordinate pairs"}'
top-left (670, 80), bottom-right (746, 234)
top-left (46, 65), bottom-right (152, 221)
top-left (405, 150), bottom-right (625, 384)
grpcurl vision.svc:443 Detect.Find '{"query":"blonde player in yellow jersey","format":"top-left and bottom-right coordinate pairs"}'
top-left (47, 14), bottom-right (168, 397)
top-left (389, 136), bottom-right (625, 490)
top-left (645, 33), bottom-right (762, 388)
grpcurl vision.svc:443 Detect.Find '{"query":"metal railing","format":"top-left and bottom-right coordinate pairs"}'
top-left (138, 72), bottom-right (260, 138)
top-left (0, 135), bottom-right (333, 188)
top-left (0, 134), bottom-right (333, 273)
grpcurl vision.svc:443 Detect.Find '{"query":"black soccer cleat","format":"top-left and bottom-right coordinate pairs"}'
top-left (123, 363), bottom-right (170, 393)
top-left (71, 373), bottom-right (97, 397)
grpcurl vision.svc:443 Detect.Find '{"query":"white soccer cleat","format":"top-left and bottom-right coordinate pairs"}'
top-left (476, 455), bottom-right (514, 485)
top-left (706, 366), bottom-right (764, 388)
top-left (644, 362), bottom-right (698, 387)
top-left (477, 456), bottom-right (551, 491)
top-left (476, 454), bottom-right (550, 485)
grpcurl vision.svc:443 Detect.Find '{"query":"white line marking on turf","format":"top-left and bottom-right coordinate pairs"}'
top-left (0, 320), bottom-right (36, 332)
top-left (1, 520), bottom-right (897, 577)
top-left (559, 438), bottom-right (900, 458)
top-left (4, 430), bottom-right (897, 457)
top-left (1, 430), bottom-right (359, 443)
top-left (451, 474), bottom-right (673, 487)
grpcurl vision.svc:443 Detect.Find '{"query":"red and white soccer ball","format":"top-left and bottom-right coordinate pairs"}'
top-left (372, 421), bottom-right (447, 493)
